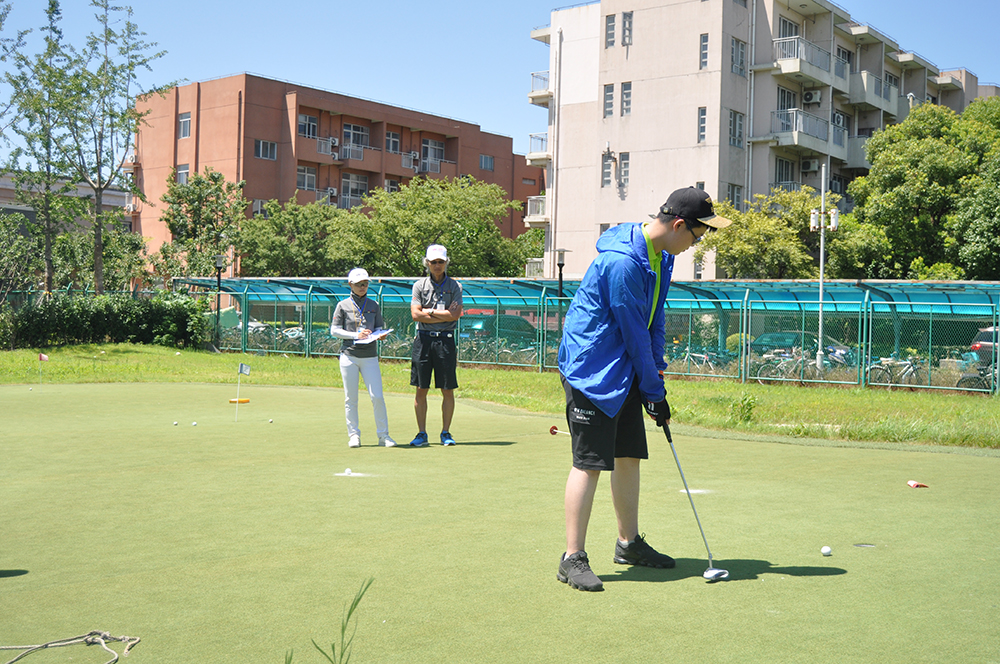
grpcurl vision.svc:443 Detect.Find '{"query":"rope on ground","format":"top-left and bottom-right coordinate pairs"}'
top-left (1, 631), bottom-right (140, 664)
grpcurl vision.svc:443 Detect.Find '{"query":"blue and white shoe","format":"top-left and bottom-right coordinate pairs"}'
top-left (440, 431), bottom-right (457, 446)
top-left (409, 432), bottom-right (429, 447)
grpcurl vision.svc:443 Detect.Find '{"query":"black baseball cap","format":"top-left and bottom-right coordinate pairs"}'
top-left (653, 187), bottom-right (732, 229)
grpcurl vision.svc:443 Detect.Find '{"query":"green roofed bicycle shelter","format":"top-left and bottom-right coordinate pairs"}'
top-left (175, 277), bottom-right (1000, 393)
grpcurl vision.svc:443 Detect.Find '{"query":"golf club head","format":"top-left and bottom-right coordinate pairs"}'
top-left (703, 568), bottom-right (729, 582)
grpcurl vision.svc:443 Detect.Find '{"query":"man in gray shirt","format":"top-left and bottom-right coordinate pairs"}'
top-left (409, 244), bottom-right (463, 446)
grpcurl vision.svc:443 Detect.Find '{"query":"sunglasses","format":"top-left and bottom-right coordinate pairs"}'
top-left (682, 218), bottom-right (710, 245)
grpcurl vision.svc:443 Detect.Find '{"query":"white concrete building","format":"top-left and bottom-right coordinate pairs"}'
top-left (526, 0), bottom-right (999, 279)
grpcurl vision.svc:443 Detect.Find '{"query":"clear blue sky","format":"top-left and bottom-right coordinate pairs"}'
top-left (4, 0), bottom-right (998, 156)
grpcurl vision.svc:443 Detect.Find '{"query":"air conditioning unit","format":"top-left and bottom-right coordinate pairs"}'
top-left (803, 90), bottom-right (821, 104)
top-left (326, 187), bottom-right (337, 198)
top-left (330, 137), bottom-right (339, 147)
top-left (801, 158), bottom-right (820, 173)
top-left (124, 203), bottom-right (136, 213)
top-left (330, 152), bottom-right (339, 161)
top-left (127, 154), bottom-right (138, 163)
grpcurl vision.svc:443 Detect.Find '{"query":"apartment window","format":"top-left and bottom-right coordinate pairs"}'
top-left (480, 154), bottom-right (494, 171)
top-left (618, 152), bottom-right (630, 187)
top-left (776, 157), bottom-right (794, 184)
top-left (297, 165), bottom-right (316, 191)
top-left (176, 164), bottom-right (189, 185)
top-left (600, 223), bottom-right (611, 235)
top-left (733, 0), bottom-right (747, 6)
top-left (178, 112), bottom-right (190, 139)
top-left (252, 200), bottom-right (269, 218)
top-left (700, 34), bottom-right (709, 70)
top-left (696, 182), bottom-right (705, 190)
top-left (522, 178), bottom-right (536, 186)
top-left (830, 174), bottom-right (848, 195)
top-left (622, 11), bottom-right (633, 45)
top-left (603, 84), bottom-right (614, 118)
top-left (340, 173), bottom-right (368, 208)
top-left (779, 17), bottom-right (799, 38)
top-left (885, 72), bottom-right (899, 90)
top-left (343, 123), bottom-right (370, 147)
top-left (385, 131), bottom-right (401, 153)
top-left (731, 37), bottom-right (746, 77)
top-left (605, 14), bottom-right (615, 48)
top-left (621, 82), bottom-right (632, 116)
top-left (697, 107), bottom-right (707, 143)
top-left (727, 183), bottom-right (743, 211)
top-left (601, 153), bottom-right (613, 187)
top-left (836, 46), bottom-right (854, 72)
top-left (728, 110), bottom-right (744, 148)
top-left (777, 86), bottom-right (796, 111)
top-left (298, 114), bottom-right (317, 139)
top-left (927, 94), bottom-right (938, 105)
top-left (694, 260), bottom-right (703, 280)
top-left (254, 139), bottom-right (277, 161)
top-left (385, 179), bottom-right (400, 193)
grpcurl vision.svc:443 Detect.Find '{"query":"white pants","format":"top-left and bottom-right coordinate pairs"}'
top-left (339, 354), bottom-right (389, 439)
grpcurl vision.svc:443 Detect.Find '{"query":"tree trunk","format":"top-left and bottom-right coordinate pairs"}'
top-left (94, 189), bottom-right (105, 294)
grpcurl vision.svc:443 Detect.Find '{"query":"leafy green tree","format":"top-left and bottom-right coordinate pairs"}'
top-left (0, 212), bottom-right (41, 305)
top-left (2, 1), bottom-right (84, 291)
top-left (696, 190), bottom-right (818, 279)
top-left (336, 176), bottom-right (526, 277)
top-left (54, 0), bottom-right (170, 293)
top-left (240, 197), bottom-right (353, 277)
top-left (150, 167), bottom-right (245, 282)
top-left (848, 103), bottom-right (986, 278)
top-left (954, 153), bottom-right (1000, 280)
top-left (825, 216), bottom-right (896, 280)
top-left (51, 225), bottom-right (147, 291)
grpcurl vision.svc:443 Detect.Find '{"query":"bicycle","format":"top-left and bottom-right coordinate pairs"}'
top-left (866, 356), bottom-right (927, 388)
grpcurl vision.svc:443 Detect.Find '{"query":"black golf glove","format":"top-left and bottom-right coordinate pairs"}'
top-left (643, 398), bottom-right (671, 427)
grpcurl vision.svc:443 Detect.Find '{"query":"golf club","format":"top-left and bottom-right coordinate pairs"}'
top-left (664, 424), bottom-right (729, 582)
top-left (549, 425), bottom-right (570, 436)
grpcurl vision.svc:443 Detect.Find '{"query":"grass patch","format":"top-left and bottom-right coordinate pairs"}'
top-left (2, 344), bottom-right (999, 448)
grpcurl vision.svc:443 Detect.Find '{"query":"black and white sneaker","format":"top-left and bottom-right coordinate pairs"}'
top-left (613, 534), bottom-right (675, 568)
top-left (557, 551), bottom-right (604, 591)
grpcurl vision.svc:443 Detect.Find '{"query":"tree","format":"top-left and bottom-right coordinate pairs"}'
top-left (51, 225), bottom-right (147, 291)
top-left (3, 0), bottom-right (84, 291)
top-left (848, 103), bottom-right (986, 278)
top-left (695, 189), bottom-right (818, 279)
top-left (240, 197), bottom-right (352, 277)
top-left (56, 0), bottom-right (169, 293)
top-left (150, 167), bottom-right (246, 282)
top-left (0, 213), bottom-right (40, 305)
top-left (337, 176), bottom-right (526, 277)
top-left (955, 154), bottom-right (1000, 280)
top-left (824, 217), bottom-right (896, 280)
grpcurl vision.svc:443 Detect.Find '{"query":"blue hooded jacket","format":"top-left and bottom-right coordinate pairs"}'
top-left (558, 222), bottom-right (673, 418)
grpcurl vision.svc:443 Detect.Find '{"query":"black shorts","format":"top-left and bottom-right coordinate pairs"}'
top-left (410, 333), bottom-right (459, 390)
top-left (561, 375), bottom-right (648, 471)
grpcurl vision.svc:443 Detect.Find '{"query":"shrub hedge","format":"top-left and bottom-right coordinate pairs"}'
top-left (0, 292), bottom-right (210, 350)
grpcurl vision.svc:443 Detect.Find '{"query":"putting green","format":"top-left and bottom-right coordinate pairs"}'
top-left (2, 383), bottom-right (999, 663)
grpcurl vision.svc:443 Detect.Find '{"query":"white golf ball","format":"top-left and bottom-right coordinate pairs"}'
top-left (192, 422), bottom-right (197, 426)
top-left (269, 419), bottom-right (273, 423)
top-left (821, 546), bottom-right (832, 556)
top-left (345, 468), bottom-right (352, 475)
top-left (29, 387), bottom-right (32, 391)
top-left (173, 421), bottom-right (178, 426)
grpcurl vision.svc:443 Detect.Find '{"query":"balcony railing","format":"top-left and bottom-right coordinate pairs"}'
top-left (773, 36), bottom-right (831, 72)
top-left (529, 132), bottom-right (548, 153)
top-left (771, 108), bottom-right (829, 141)
top-left (420, 159), bottom-right (441, 174)
top-left (857, 127), bottom-right (878, 138)
top-left (531, 71), bottom-right (550, 92)
top-left (832, 125), bottom-right (846, 148)
top-left (526, 195), bottom-right (546, 217)
top-left (770, 181), bottom-right (803, 193)
top-left (341, 144), bottom-right (364, 161)
top-left (401, 152), bottom-right (418, 170)
top-left (834, 57), bottom-right (848, 80)
top-left (317, 137), bottom-right (338, 155)
top-left (339, 195), bottom-right (363, 210)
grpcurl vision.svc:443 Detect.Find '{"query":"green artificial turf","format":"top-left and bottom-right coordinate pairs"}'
top-left (2, 383), bottom-right (999, 663)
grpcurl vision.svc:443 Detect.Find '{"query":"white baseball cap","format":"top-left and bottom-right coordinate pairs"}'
top-left (425, 244), bottom-right (448, 262)
top-left (347, 268), bottom-right (370, 283)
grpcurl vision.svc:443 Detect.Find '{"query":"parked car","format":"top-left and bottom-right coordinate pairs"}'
top-left (459, 314), bottom-right (538, 347)
top-left (749, 331), bottom-right (853, 359)
top-left (970, 327), bottom-right (998, 364)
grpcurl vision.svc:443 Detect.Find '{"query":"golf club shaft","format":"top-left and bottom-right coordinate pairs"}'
top-left (664, 425), bottom-right (715, 566)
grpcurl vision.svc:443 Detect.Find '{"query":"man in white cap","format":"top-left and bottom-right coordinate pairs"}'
top-left (408, 244), bottom-right (463, 446)
top-left (556, 187), bottom-right (731, 591)
top-left (330, 267), bottom-right (395, 448)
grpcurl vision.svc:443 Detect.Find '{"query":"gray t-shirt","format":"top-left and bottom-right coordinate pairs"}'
top-left (412, 275), bottom-right (463, 332)
top-left (331, 295), bottom-right (384, 358)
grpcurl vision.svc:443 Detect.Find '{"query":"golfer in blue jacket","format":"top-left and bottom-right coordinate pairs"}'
top-left (556, 187), bottom-right (731, 591)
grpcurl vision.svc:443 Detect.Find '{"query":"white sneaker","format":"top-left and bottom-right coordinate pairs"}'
top-left (380, 436), bottom-right (397, 448)
top-left (348, 435), bottom-right (361, 448)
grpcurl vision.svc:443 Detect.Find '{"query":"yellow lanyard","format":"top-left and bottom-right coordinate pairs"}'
top-left (641, 223), bottom-right (661, 329)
